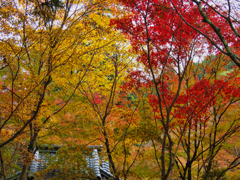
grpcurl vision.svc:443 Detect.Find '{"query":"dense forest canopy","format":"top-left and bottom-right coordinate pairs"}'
top-left (0, 0), bottom-right (240, 179)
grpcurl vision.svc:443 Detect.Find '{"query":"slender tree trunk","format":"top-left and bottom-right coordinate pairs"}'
top-left (0, 149), bottom-right (6, 180)
top-left (182, 168), bottom-right (186, 180)
top-left (161, 133), bottom-right (167, 179)
top-left (187, 122), bottom-right (192, 180)
top-left (19, 127), bottom-right (38, 180)
top-left (188, 166), bottom-right (192, 180)
top-left (103, 130), bottom-right (119, 180)
top-left (0, 117), bottom-right (6, 180)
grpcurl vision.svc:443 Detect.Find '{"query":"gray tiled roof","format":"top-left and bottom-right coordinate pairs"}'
top-left (26, 145), bottom-right (114, 179)
top-left (86, 148), bottom-right (113, 179)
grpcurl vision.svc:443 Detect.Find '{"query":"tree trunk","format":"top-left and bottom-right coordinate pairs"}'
top-left (0, 117), bottom-right (6, 180)
top-left (19, 128), bottom-right (38, 180)
top-left (0, 149), bottom-right (6, 180)
top-left (103, 130), bottom-right (119, 180)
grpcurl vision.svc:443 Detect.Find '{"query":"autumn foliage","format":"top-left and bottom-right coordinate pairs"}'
top-left (0, 0), bottom-right (240, 180)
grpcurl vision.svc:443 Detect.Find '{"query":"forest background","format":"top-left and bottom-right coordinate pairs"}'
top-left (0, 0), bottom-right (240, 179)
